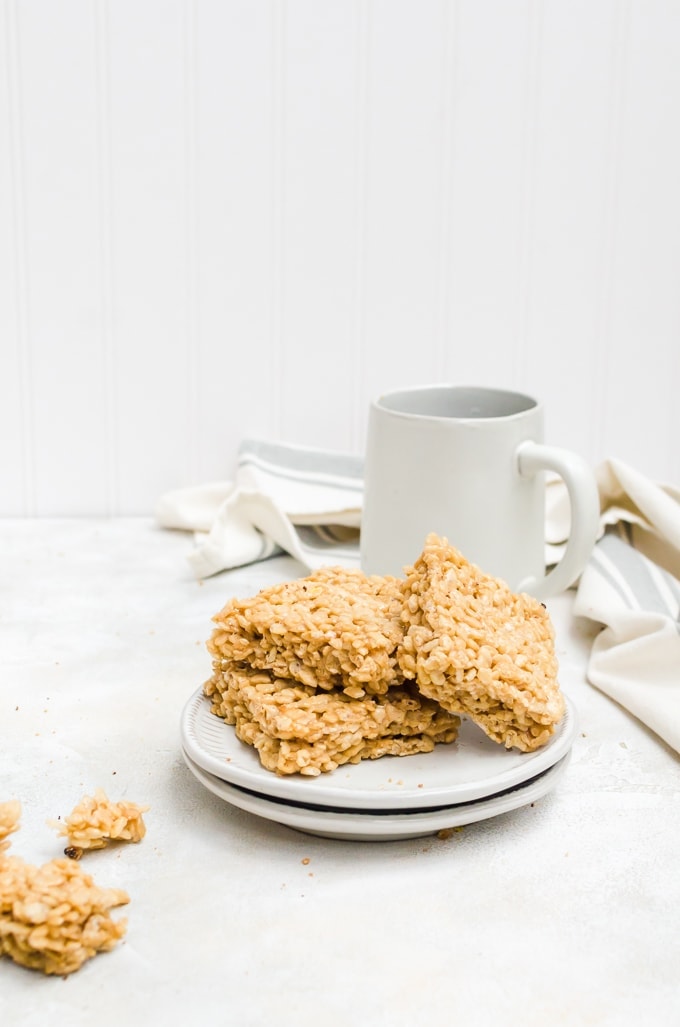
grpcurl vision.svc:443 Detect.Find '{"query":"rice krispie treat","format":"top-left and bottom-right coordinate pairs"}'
top-left (53, 790), bottom-right (149, 853)
top-left (205, 665), bottom-right (460, 776)
top-left (397, 534), bottom-right (564, 752)
top-left (208, 566), bottom-right (404, 699)
top-left (0, 855), bottom-right (129, 975)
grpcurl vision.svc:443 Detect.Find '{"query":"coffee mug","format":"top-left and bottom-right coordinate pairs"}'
top-left (360, 385), bottom-right (600, 599)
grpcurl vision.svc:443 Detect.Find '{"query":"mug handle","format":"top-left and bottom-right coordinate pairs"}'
top-left (516, 440), bottom-right (600, 599)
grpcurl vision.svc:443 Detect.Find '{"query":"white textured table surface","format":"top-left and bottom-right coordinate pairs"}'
top-left (1, 519), bottom-right (679, 1026)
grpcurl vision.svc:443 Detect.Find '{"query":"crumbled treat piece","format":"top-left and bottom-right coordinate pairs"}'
top-left (205, 665), bottom-right (460, 776)
top-left (0, 855), bottom-right (128, 975)
top-left (53, 790), bottom-right (149, 851)
top-left (0, 802), bottom-right (21, 854)
top-left (397, 534), bottom-right (564, 752)
top-left (207, 567), bottom-right (404, 698)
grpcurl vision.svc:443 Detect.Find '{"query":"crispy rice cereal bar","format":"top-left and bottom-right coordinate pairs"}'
top-left (207, 567), bottom-right (404, 699)
top-left (398, 534), bottom-right (564, 752)
top-left (0, 855), bottom-right (128, 975)
top-left (53, 790), bottom-right (149, 852)
top-left (205, 665), bottom-right (460, 776)
top-left (0, 801), bottom-right (129, 975)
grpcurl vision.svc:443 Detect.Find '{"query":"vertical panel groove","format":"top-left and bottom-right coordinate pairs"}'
top-left (5, 0), bottom-right (34, 515)
top-left (95, 0), bottom-right (117, 515)
top-left (435, 0), bottom-right (459, 382)
top-left (514, 0), bottom-right (544, 389)
top-left (593, 0), bottom-right (630, 460)
top-left (184, 0), bottom-right (199, 481)
top-left (350, 0), bottom-right (370, 451)
top-left (1, 0), bottom-right (678, 510)
top-left (270, 0), bottom-right (286, 436)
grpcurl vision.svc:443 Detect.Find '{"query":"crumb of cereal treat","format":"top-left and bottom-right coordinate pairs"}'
top-left (0, 802), bottom-right (21, 855)
top-left (205, 665), bottom-right (460, 776)
top-left (0, 854), bottom-right (128, 975)
top-left (207, 567), bottom-right (404, 698)
top-left (53, 790), bottom-right (149, 851)
top-left (397, 534), bottom-right (564, 752)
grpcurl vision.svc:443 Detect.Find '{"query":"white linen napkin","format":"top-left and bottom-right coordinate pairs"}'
top-left (155, 439), bottom-right (362, 578)
top-left (548, 459), bottom-right (680, 754)
top-left (157, 446), bottom-right (680, 754)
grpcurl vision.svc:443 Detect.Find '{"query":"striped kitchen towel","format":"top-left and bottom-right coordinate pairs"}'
top-left (155, 439), bottom-right (362, 578)
top-left (567, 460), bottom-right (680, 753)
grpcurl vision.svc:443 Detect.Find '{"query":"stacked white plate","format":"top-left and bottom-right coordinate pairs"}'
top-left (180, 687), bottom-right (578, 841)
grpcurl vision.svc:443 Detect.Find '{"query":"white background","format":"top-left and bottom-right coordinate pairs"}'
top-left (1, 0), bottom-right (679, 516)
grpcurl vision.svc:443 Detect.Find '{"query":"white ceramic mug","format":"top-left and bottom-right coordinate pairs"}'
top-left (361, 385), bottom-right (600, 599)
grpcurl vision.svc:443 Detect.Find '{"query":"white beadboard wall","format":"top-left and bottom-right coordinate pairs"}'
top-left (1, 0), bottom-right (679, 516)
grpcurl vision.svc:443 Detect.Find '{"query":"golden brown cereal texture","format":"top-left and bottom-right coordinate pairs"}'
top-left (53, 790), bottom-right (149, 851)
top-left (398, 534), bottom-right (564, 752)
top-left (205, 665), bottom-right (460, 776)
top-left (0, 801), bottom-right (21, 854)
top-left (203, 537), bottom-right (563, 772)
top-left (0, 855), bottom-right (128, 975)
top-left (207, 567), bottom-right (404, 698)
top-left (0, 800), bottom-right (129, 975)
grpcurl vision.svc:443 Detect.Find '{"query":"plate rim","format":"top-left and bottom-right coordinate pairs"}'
top-left (180, 686), bottom-right (577, 811)
top-left (181, 747), bottom-right (572, 840)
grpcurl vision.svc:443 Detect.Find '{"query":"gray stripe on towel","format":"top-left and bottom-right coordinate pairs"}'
top-left (597, 532), bottom-right (676, 617)
top-left (295, 524), bottom-right (361, 559)
top-left (239, 440), bottom-right (363, 483)
top-left (590, 547), bottom-right (636, 611)
top-left (662, 570), bottom-right (680, 620)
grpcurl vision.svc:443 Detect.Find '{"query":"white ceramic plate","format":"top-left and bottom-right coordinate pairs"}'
top-left (180, 687), bottom-right (577, 811)
top-left (181, 748), bottom-right (572, 841)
